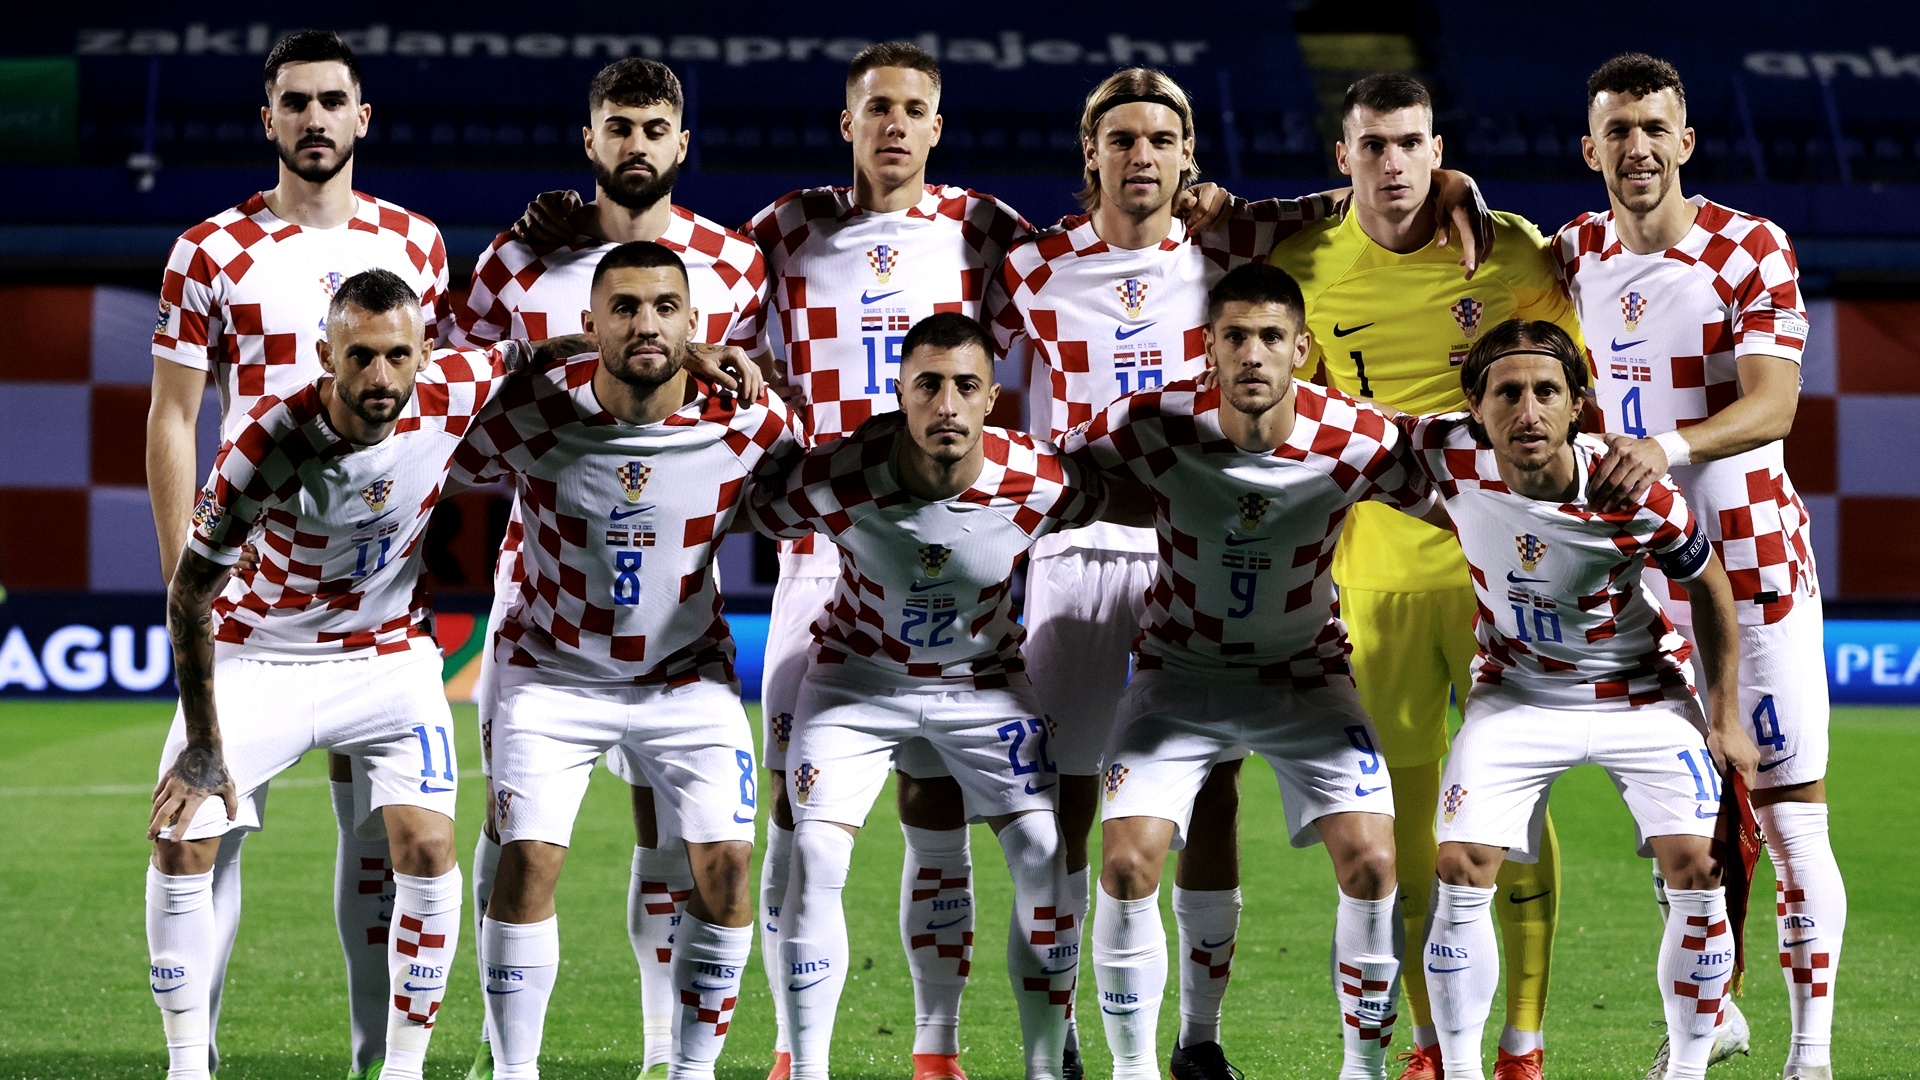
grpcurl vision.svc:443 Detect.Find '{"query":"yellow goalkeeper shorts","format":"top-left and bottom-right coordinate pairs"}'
top-left (1341, 585), bottom-right (1479, 769)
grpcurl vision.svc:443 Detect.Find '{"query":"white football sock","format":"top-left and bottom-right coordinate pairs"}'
top-left (671, 916), bottom-right (752, 1080)
top-left (781, 821), bottom-right (855, 1080)
top-left (472, 831), bottom-right (501, 1050)
top-left (148, 865), bottom-right (215, 1080)
top-left (332, 780), bottom-right (393, 1073)
top-left (998, 812), bottom-right (1074, 1080)
top-left (1658, 887), bottom-right (1732, 1080)
top-left (1063, 867), bottom-right (1090, 1057)
top-left (760, 823), bottom-right (794, 1058)
top-left (1425, 881), bottom-right (1496, 1080)
top-left (1092, 883), bottom-right (1165, 1080)
top-left (205, 831), bottom-right (245, 1076)
top-left (1496, 1027), bottom-right (1542, 1055)
top-left (632, 838), bottom-right (693, 1071)
top-left (1334, 890), bottom-right (1403, 1080)
top-left (384, 868), bottom-right (462, 1080)
top-left (1761, 802), bottom-right (1845, 1070)
top-left (1652, 867), bottom-right (1672, 923)
top-left (1171, 886), bottom-right (1240, 1048)
top-left (900, 823), bottom-right (973, 1056)
top-left (481, 915), bottom-right (560, 1080)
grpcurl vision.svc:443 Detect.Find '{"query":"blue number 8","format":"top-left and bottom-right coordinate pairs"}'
top-left (735, 749), bottom-right (756, 809)
top-left (613, 550), bottom-right (642, 605)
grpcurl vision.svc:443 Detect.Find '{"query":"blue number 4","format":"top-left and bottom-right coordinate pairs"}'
top-left (1751, 695), bottom-right (1786, 752)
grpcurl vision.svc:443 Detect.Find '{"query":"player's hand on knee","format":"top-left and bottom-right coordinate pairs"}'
top-left (149, 744), bottom-right (238, 841)
top-left (1174, 183), bottom-right (1235, 234)
top-left (512, 189), bottom-right (586, 245)
top-left (1589, 432), bottom-right (1665, 512)
top-left (684, 343), bottom-right (767, 402)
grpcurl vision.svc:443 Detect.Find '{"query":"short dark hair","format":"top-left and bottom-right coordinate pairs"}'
top-left (1207, 263), bottom-right (1306, 327)
top-left (588, 58), bottom-right (685, 118)
top-left (591, 241), bottom-right (690, 295)
top-left (1342, 73), bottom-right (1432, 136)
top-left (264, 30), bottom-right (362, 98)
top-left (846, 42), bottom-right (942, 100)
top-left (329, 268), bottom-right (418, 322)
top-left (1459, 319), bottom-right (1592, 446)
top-left (1587, 53), bottom-right (1687, 116)
top-left (900, 312), bottom-right (992, 371)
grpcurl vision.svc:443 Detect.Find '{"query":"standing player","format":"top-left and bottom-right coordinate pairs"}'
top-left (147, 269), bottom-right (539, 1080)
top-left (1266, 74), bottom-right (1582, 1080)
top-left (456, 242), bottom-right (797, 1080)
top-left (1557, 54), bottom-right (1841, 1080)
top-left (1402, 319), bottom-right (1760, 1080)
top-left (1067, 264), bottom-right (1426, 1080)
top-left (145, 31), bottom-right (449, 1080)
top-left (749, 313), bottom-right (1105, 1080)
top-left (451, 58), bottom-right (769, 1080)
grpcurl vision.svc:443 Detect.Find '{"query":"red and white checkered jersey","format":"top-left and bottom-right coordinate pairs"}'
top-left (986, 198), bottom-right (1330, 557)
top-left (751, 412), bottom-right (1103, 688)
top-left (450, 204), bottom-right (769, 350)
top-left (1555, 196), bottom-right (1815, 626)
top-left (1404, 413), bottom-right (1711, 709)
top-left (185, 345), bottom-right (520, 660)
top-left (450, 356), bottom-right (800, 685)
top-left (1061, 380), bottom-right (1430, 684)
top-left (153, 191), bottom-right (451, 441)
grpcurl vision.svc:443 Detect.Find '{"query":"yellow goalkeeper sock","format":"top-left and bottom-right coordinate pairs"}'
top-left (1493, 809), bottom-right (1561, 1038)
top-left (1388, 762), bottom-right (1441, 1034)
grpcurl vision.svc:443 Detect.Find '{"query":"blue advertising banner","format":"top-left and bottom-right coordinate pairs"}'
top-left (1825, 620), bottom-right (1920, 705)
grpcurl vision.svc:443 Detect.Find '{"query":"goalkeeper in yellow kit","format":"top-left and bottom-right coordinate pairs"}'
top-left (1270, 74), bottom-right (1583, 1080)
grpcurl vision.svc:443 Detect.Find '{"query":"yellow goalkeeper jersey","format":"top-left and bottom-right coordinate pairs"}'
top-left (1269, 208), bottom-right (1584, 592)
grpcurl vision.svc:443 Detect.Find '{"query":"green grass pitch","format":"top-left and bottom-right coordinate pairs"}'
top-left (2, 701), bottom-right (1914, 1079)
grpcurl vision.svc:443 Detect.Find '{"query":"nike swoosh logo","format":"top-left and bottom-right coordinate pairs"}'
top-left (1505, 571), bottom-right (1551, 584)
top-left (1611, 337), bottom-right (1648, 352)
top-left (1690, 970), bottom-right (1730, 982)
top-left (1224, 536), bottom-right (1263, 547)
top-left (1041, 964), bottom-right (1077, 976)
top-left (151, 982), bottom-right (185, 994)
top-left (350, 508), bottom-right (397, 530)
top-left (788, 977), bottom-right (829, 992)
top-left (1025, 780), bottom-right (1056, 795)
top-left (733, 812), bottom-right (755, 824)
top-left (1508, 891), bottom-right (1552, 905)
top-left (1426, 964), bottom-right (1469, 973)
top-left (1355, 785), bottom-right (1386, 797)
top-left (402, 982), bottom-right (442, 993)
top-left (1758, 755), bottom-right (1797, 773)
top-left (691, 981), bottom-right (731, 991)
top-left (909, 581), bottom-right (942, 593)
top-left (1101, 1006), bottom-right (1133, 1015)
top-left (1199, 936), bottom-right (1234, 949)
top-left (610, 505), bottom-right (655, 521)
top-left (420, 781), bottom-right (454, 794)
top-left (1695, 807), bottom-right (1719, 819)
top-left (1783, 937), bottom-right (1817, 947)
top-left (861, 290), bottom-right (904, 305)
top-left (485, 986), bottom-right (523, 995)
top-left (1332, 322), bottom-right (1374, 338)
top-left (927, 916), bottom-right (967, 930)
top-left (1114, 322), bottom-right (1157, 340)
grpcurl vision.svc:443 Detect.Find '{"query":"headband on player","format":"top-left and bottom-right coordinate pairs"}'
top-left (1088, 93), bottom-right (1190, 130)
top-left (1468, 348), bottom-right (1590, 397)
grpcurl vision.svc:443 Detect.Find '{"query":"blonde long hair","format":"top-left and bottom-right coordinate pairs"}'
top-left (1075, 67), bottom-right (1200, 211)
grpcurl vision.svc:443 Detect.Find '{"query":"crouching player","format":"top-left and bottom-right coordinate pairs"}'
top-left (1065, 263), bottom-right (1430, 1080)
top-left (750, 313), bottom-right (1110, 1080)
top-left (1401, 319), bottom-right (1760, 1080)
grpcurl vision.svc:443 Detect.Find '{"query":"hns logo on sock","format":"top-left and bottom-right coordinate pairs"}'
top-left (793, 761), bottom-right (820, 804)
top-left (1442, 783), bottom-right (1468, 823)
top-left (1104, 762), bottom-right (1130, 801)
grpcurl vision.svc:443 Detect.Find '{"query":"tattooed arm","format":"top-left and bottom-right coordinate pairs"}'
top-left (150, 547), bottom-right (240, 840)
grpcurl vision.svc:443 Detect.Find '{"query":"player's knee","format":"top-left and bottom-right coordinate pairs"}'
top-left (1337, 843), bottom-right (1399, 899)
top-left (152, 835), bottom-right (221, 877)
top-left (688, 840), bottom-right (755, 924)
top-left (1434, 843), bottom-right (1495, 888)
top-left (768, 776), bottom-right (795, 830)
top-left (390, 823), bottom-right (457, 877)
top-left (1658, 842), bottom-right (1721, 891)
top-left (896, 771), bottom-right (967, 830)
top-left (1100, 844), bottom-right (1163, 898)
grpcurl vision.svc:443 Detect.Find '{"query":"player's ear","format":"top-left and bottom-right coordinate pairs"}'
top-left (260, 103), bottom-right (273, 139)
top-left (675, 125), bottom-right (691, 164)
top-left (928, 112), bottom-right (943, 147)
top-left (317, 337), bottom-right (335, 374)
top-left (1580, 133), bottom-right (1602, 174)
top-left (1334, 140), bottom-right (1352, 176)
top-left (840, 109), bottom-right (854, 145)
top-left (1678, 125), bottom-right (1696, 165)
top-left (581, 308), bottom-right (595, 337)
top-left (1431, 133), bottom-right (1443, 168)
top-left (356, 100), bottom-right (371, 138)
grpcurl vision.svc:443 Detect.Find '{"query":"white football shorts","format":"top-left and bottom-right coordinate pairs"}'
top-left (1667, 588), bottom-right (1829, 790)
top-left (761, 571), bottom-right (837, 772)
top-left (1023, 551), bottom-right (1156, 775)
top-left (1100, 668), bottom-right (1395, 848)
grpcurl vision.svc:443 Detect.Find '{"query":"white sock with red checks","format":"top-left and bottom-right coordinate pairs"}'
top-left (1333, 890), bottom-right (1402, 1080)
top-left (671, 916), bottom-right (751, 1080)
top-left (760, 823), bottom-right (794, 1058)
top-left (1425, 881), bottom-right (1496, 1080)
top-left (332, 781), bottom-right (393, 1074)
top-left (147, 865), bottom-right (215, 1080)
top-left (782, 821), bottom-right (856, 1080)
top-left (998, 812), bottom-right (1074, 1080)
top-left (482, 915), bottom-right (560, 1080)
top-left (1761, 802), bottom-right (1845, 1070)
top-left (631, 839), bottom-right (693, 1071)
top-left (1092, 884), bottom-right (1165, 1080)
top-left (900, 823), bottom-right (973, 1056)
top-left (1658, 887), bottom-right (1732, 1080)
top-left (384, 868), bottom-right (462, 1080)
top-left (1171, 886), bottom-right (1240, 1048)
top-left (472, 832), bottom-right (501, 1051)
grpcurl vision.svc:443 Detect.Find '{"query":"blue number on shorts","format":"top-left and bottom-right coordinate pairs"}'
top-left (735, 749), bottom-right (757, 810)
top-left (353, 536), bottom-right (392, 579)
top-left (411, 724), bottom-right (455, 781)
top-left (899, 607), bottom-right (957, 648)
top-left (1344, 725), bottom-right (1382, 775)
top-left (1226, 570), bottom-right (1258, 619)
top-left (1750, 694), bottom-right (1787, 752)
top-left (1676, 748), bottom-right (1722, 804)
top-left (863, 334), bottom-right (905, 395)
top-left (1619, 385), bottom-right (1648, 438)
top-left (997, 718), bottom-right (1057, 777)
top-left (613, 550), bottom-right (643, 606)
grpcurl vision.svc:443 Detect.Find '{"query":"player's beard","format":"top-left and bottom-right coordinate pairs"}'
top-left (918, 425), bottom-right (975, 466)
top-left (606, 340), bottom-right (687, 390)
top-left (276, 134), bottom-right (356, 185)
top-left (594, 155), bottom-right (679, 212)
top-left (346, 384), bottom-right (411, 427)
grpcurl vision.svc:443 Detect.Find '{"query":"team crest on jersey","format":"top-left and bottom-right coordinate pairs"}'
top-left (1442, 783), bottom-right (1467, 823)
top-left (1236, 493), bottom-right (1271, 532)
top-left (359, 479), bottom-right (394, 513)
top-left (191, 488), bottom-right (223, 534)
top-left (1104, 762), bottom-right (1130, 801)
top-left (867, 244), bottom-right (899, 283)
top-left (495, 789), bottom-right (515, 826)
top-left (1450, 296), bottom-right (1485, 339)
top-left (154, 297), bottom-right (173, 336)
top-left (918, 543), bottom-right (953, 579)
top-left (319, 271), bottom-right (346, 299)
top-left (617, 461), bottom-right (652, 503)
top-left (793, 762), bottom-right (820, 805)
top-left (1515, 533), bottom-right (1548, 572)
top-left (772, 712), bottom-right (794, 749)
top-left (1621, 291), bottom-right (1647, 331)
top-left (1116, 278), bottom-right (1149, 320)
